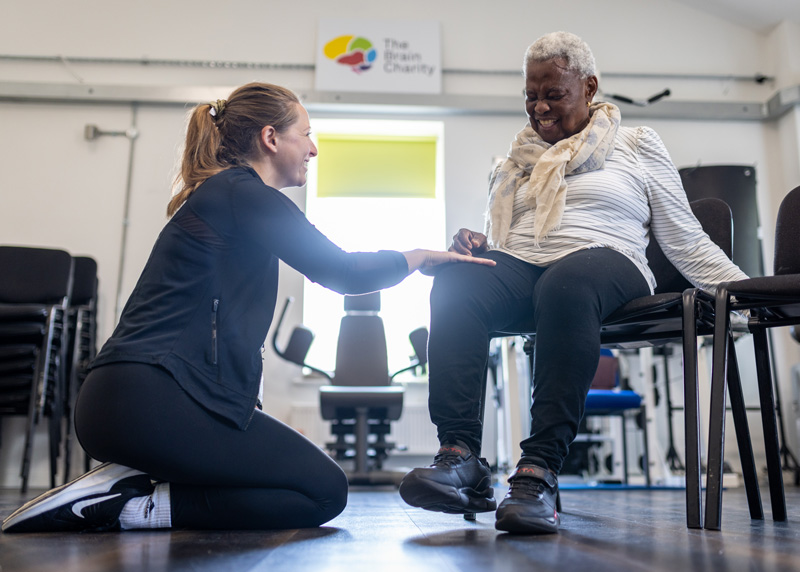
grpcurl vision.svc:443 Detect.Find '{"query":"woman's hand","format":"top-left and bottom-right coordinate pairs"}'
top-left (402, 249), bottom-right (496, 276)
top-left (450, 228), bottom-right (488, 255)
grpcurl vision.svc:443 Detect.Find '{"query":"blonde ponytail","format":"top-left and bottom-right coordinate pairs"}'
top-left (167, 83), bottom-right (300, 217)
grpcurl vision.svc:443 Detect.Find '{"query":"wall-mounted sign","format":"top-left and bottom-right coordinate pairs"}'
top-left (315, 19), bottom-right (441, 94)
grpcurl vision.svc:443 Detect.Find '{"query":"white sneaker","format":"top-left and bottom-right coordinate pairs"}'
top-left (2, 462), bottom-right (153, 533)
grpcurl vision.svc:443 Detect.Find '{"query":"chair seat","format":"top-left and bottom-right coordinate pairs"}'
top-left (0, 374), bottom-right (34, 389)
top-left (727, 274), bottom-right (800, 297)
top-left (600, 291), bottom-right (715, 347)
top-left (0, 304), bottom-right (49, 323)
top-left (604, 292), bottom-right (683, 322)
top-left (0, 322), bottom-right (47, 340)
top-left (0, 357), bottom-right (36, 374)
top-left (319, 385), bottom-right (404, 421)
top-left (585, 389), bottom-right (642, 412)
top-left (726, 275), bottom-right (800, 319)
top-left (495, 290), bottom-right (714, 349)
top-left (0, 344), bottom-right (37, 359)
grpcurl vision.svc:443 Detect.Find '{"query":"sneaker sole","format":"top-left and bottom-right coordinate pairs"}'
top-left (399, 473), bottom-right (496, 514)
top-left (2, 462), bottom-right (147, 532)
top-left (495, 511), bottom-right (560, 534)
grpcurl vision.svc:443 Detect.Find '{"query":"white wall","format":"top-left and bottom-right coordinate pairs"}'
top-left (1, 0), bottom-right (799, 487)
top-left (0, 0), bottom-right (778, 100)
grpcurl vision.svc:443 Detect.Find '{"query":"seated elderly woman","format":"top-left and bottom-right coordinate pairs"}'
top-left (398, 31), bottom-right (748, 534)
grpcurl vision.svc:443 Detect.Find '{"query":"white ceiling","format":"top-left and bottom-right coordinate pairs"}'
top-left (670, 0), bottom-right (800, 33)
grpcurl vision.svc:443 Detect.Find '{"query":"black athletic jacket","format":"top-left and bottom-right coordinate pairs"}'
top-left (92, 167), bottom-right (409, 429)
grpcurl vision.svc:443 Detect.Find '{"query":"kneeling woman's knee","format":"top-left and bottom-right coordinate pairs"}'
top-left (312, 467), bottom-right (348, 526)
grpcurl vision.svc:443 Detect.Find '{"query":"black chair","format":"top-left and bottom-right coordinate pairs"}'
top-left (63, 256), bottom-right (99, 480)
top-left (272, 292), bottom-right (427, 485)
top-left (0, 245), bottom-right (74, 492)
top-left (704, 185), bottom-right (800, 530)
top-left (490, 197), bottom-right (742, 529)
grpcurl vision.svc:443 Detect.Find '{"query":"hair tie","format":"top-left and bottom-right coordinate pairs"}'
top-left (209, 99), bottom-right (227, 121)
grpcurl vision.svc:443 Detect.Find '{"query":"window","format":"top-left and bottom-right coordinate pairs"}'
top-left (303, 119), bottom-right (445, 374)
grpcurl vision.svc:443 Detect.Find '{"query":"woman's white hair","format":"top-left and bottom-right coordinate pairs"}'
top-left (523, 31), bottom-right (597, 79)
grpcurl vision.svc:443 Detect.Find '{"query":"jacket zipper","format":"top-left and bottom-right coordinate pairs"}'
top-left (211, 298), bottom-right (219, 365)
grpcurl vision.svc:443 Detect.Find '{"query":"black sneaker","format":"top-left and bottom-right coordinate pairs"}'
top-left (2, 462), bottom-right (154, 533)
top-left (398, 443), bottom-right (496, 514)
top-left (495, 463), bottom-right (560, 534)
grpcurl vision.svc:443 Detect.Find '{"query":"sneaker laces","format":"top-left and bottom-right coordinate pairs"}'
top-left (432, 448), bottom-right (468, 468)
top-left (508, 476), bottom-right (549, 500)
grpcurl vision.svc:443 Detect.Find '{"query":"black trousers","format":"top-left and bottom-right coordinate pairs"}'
top-left (428, 248), bottom-right (649, 473)
top-left (75, 362), bottom-right (348, 530)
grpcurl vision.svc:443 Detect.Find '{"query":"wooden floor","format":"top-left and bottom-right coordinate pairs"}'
top-left (1, 481), bottom-right (800, 572)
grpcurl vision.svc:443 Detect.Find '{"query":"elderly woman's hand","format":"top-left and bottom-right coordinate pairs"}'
top-left (450, 228), bottom-right (488, 256)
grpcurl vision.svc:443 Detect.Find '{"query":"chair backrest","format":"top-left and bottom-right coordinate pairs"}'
top-left (591, 348), bottom-right (619, 389)
top-left (71, 256), bottom-right (98, 307)
top-left (333, 291), bottom-right (391, 387)
top-left (408, 326), bottom-right (429, 367)
top-left (0, 246), bottom-right (74, 304)
top-left (647, 198), bottom-right (733, 294)
top-left (774, 186), bottom-right (800, 275)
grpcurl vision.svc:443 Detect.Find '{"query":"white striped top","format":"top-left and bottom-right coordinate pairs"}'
top-left (496, 125), bottom-right (748, 293)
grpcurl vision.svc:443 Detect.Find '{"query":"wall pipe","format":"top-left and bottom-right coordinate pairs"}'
top-left (83, 105), bottom-right (140, 322)
top-left (0, 54), bottom-right (774, 84)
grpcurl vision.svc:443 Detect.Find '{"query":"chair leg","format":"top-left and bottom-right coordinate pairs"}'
top-left (48, 412), bottom-right (60, 489)
top-left (63, 408), bottom-right (73, 484)
top-left (48, 355), bottom-right (64, 489)
top-left (354, 407), bottom-right (369, 475)
top-left (20, 378), bottom-right (39, 494)
top-left (726, 333), bottom-right (763, 521)
top-left (682, 289), bottom-right (702, 528)
top-left (705, 286), bottom-right (732, 531)
top-left (620, 412), bottom-right (629, 485)
top-left (752, 326), bottom-right (787, 521)
top-left (36, 312), bottom-right (57, 417)
top-left (63, 319), bottom-right (82, 484)
top-left (641, 404), bottom-right (651, 487)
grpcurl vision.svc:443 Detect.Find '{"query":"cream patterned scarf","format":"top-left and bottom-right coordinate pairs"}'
top-left (485, 102), bottom-right (621, 247)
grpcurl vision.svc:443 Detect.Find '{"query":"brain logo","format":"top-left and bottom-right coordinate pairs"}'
top-left (324, 35), bottom-right (377, 73)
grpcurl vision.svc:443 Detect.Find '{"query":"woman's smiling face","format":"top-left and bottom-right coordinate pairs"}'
top-left (524, 57), bottom-right (598, 144)
top-left (273, 103), bottom-right (317, 189)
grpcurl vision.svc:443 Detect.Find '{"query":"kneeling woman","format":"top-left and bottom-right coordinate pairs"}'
top-left (2, 83), bottom-right (494, 533)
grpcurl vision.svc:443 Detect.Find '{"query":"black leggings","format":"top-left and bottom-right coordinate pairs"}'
top-left (74, 362), bottom-right (348, 530)
top-left (428, 248), bottom-right (650, 473)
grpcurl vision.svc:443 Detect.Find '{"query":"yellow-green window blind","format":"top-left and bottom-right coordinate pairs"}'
top-left (316, 134), bottom-right (437, 198)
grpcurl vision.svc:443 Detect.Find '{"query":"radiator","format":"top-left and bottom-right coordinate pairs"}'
top-left (289, 404), bottom-right (439, 455)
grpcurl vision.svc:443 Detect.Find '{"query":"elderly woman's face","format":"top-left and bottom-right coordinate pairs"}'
top-left (524, 58), bottom-right (598, 144)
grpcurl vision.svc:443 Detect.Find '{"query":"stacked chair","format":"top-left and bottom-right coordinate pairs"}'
top-left (0, 246), bottom-right (74, 492)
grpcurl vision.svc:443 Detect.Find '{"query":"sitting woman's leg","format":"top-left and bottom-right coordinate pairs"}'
top-left (520, 248), bottom-right (650, 472)
top-left (428, 250), bottom-right (544, 454)
top-left (494, 248), bottom-right (651, 534)
top-left (398, 251), bottom-right (545, 515)
top-left (73, 362), bottom-right (347, 530)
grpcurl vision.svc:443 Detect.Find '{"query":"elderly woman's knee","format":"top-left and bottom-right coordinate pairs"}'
top-left (430, 265), bottom-right (489, 308)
